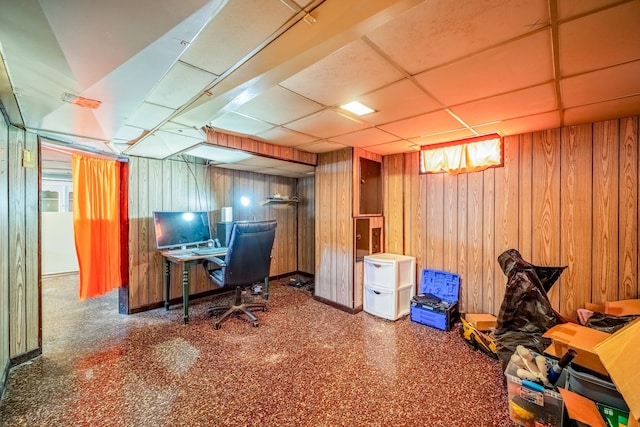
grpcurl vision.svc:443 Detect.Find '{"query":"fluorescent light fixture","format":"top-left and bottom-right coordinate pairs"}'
top-left (62, 92), bottom-right (102, 109)
top-left (182, 143), bottom-right (253, 164)
top-left (240, 196), bottom-right (251, 207)
top-left (340, 101), bottom-right (374, 116)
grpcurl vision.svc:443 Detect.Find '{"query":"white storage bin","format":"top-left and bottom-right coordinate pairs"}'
top-left (364, 253), bottom-right (416, 289)
top-left (364, 283), bottom-right (414, 320)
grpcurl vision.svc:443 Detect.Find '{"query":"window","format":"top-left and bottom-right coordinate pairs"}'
top-left (42, 179), bottom-right (73, 212)
top-left (419, 133), bottom-right (503, 175)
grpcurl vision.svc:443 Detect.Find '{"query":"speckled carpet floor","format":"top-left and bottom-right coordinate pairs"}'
top-left (0, 274), bottom-right (513, 426)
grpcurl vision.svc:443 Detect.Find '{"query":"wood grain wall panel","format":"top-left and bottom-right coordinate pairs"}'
top-left (405, 152), bottom-right (425, 270)
top-left (493, 135), bottom-right (520, 313)
top-left (443, 173), bottom-right (458, 273)
top-left (518, 133), bottom-right (533, 261)
top-left (337, 149), bottom-right (354, 306)
top-left (593, 120), bottom-right (620, 303)
top-left (383, 154), bottom-right (404, 255)
top-left (457, 173), bottom-right (468, 313)
top-left (24, 132), bottom-right (39, 351)
top-left (619, 116), bottom-right (638, 299)
top-left (314, 149), bottom-right (354, 308)
top-left (128, 157), bottom-right (140, 309)
top-left (0, 117), bottom-right (8, 376)
top-left (466, 171), bottom-right (484, 314)
top-left (297, 176), bottom-right (315, 274)
top-left (147, 159), bottom-right (164, 304)
top-left (8, 126), bottom-right (26, 357)
top-left (315, 153), bottom-right (332, 301)
top-left (532, 129), bottom-right (561, 308)
top-left (137, 157), bottom-right (150, 306)
top-left (560, 124), bottom-right (593, 318)
top-left (425, 173), bottom-right (444, 270)
top-left (482, 168), bottom-right (495, 314)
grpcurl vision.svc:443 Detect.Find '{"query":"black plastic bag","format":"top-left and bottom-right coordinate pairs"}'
top-left (585, 312), bottom-right (637, 334)
top-left (494, 249), bottom-right (566, 369)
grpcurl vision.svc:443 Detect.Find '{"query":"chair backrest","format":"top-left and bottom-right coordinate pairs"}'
top-left (222, 220), bottom-right (277, 287)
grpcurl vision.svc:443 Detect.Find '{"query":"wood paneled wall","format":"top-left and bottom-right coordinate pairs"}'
top-left (297, 176), bottom-right (315, 274)
top-left (314, 148), bottom-right (354, 308)
top-left (0, 119), bottom-right (40, 368)
top-left (384, 116), bottom-right (639, 318)
top-left (1, 115), bottom-right (9, 386)
top-left (127, 156), bottom-right (302, 311)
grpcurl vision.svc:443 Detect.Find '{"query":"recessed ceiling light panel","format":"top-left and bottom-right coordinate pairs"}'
top-left (340, 101), bottom-right (374, 116)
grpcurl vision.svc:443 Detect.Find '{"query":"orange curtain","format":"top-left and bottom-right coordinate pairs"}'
top-left (72, 154), bottom-right (122, 300)
top-left (420, 134), bottom-right (503, 175)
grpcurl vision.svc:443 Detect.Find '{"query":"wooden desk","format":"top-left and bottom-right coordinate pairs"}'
top-left (161, 248), bottom-right (228, 323)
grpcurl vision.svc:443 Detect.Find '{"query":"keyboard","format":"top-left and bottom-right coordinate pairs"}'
top-left (192, 247), bottom-right (227, 256)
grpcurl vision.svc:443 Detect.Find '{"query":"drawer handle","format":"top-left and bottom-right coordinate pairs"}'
top-left (372, 290), bottom-right (381, 295)
top-left (372, 263), bottom-right (382, 268)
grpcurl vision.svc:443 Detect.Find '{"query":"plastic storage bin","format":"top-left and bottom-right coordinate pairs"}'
top-left (363, 283), bottom-right (414, 321)
top-left (505, 355), bottom-right (564, 427)
top-left (410, 269), bottom-right (460, 331)
top-left (567, 364), bottom-right (629, 412)
top-left (363, 253), bottom-right (416, 289)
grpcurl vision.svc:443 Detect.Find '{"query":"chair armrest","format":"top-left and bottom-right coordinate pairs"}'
top-left (206, 256), bottom-right (226, 268)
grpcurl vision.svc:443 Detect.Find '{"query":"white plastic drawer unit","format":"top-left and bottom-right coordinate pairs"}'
top-left (364, 283), bottom-right (414, 320)
top-left (363, 253), bottom-right (416, 289)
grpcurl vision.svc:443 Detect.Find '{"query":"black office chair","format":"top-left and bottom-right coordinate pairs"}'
top-left (205, 220), bottom-right (277, 329)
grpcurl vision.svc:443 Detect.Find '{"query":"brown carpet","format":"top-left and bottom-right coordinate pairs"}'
top-left (0, 274), bottom-right (513, 426)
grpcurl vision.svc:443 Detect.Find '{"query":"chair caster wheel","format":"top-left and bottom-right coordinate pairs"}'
top-left (214, 323), bottom-right (221, 330)
top-left (262, 306), bottom-right (268, 312)
top-left (252, 322), bottom-right (259, 327)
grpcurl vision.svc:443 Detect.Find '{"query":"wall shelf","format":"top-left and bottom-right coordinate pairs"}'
top-left (260, 196), bottom-right (299, 206)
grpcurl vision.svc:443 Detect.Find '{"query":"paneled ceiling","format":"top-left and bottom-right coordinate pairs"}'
top-left (1, 0), bottom-right (639, 173)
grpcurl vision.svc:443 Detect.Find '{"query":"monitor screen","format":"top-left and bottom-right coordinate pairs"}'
top-left (153, 211), bottom-right (212, 249)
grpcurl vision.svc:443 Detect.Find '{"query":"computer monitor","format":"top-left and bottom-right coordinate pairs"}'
top-left (152, 211), bottom-right (212, 249)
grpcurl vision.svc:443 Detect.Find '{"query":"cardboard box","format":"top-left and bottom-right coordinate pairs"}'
top-left (604, 299), bottom-right (640, 316)
top-left (594, 318), bottom-right (640, 423)
top-left (559, 388), bottom-right (606, 427)
top-left (410, 269), bottom-right (459, 331)
top-left (542, 323), bottom-right (610, 377)
top-left (464, 313), bottom-right (497, 331)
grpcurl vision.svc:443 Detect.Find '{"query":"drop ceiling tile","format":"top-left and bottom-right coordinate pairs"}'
top-left (256, 127), bottom-right (318, 146)
top-left (275, 162), bottom-right (315, 173)
top-left (236, 156), bottom-right (286, 168)
top-left (409, 129), bottom-right (475, 146)
top-left (559, 1), bottom-right (640, 76)
top-left (564, 95), bottom-right (640, 126)
top-left (280, 39), bottom-right (404, 107)
top-left (146, 61), bottom-right (217, 109)
top-left (366, 140), bottom-right (420, 156)
top-left (181, 0), bottom-right (294, 75)
top-left (449, 83), bottom-right (557, 126)
top-left (210, 111), bottom-right (275, 136)
top-left (125, 130), bottom-right (201, 159)
top-left (561, 61), bottom-right (640, 108)
top-left (378, 109), bottom-right (463, 139)
top-left (473, 111), bottom-right (561, 136)
top-left (284, 109), bottom-right (369, 139)
top-left (558, 0), bottom-right (624, 20)
top-left (234, 85), bottom-right (324, 125)
top-left (114, 124), bottom-right (148, 141)
top-left (356, 79), bottom-right (442, 125)
top-left (126, 102), bottom-right (175, 129)
top-left (415, 30), bottom-right (554, 106)
top-left (330, 127), bottom-right (399, 148)
top-left (214, 163), bottom-right (257, 172)
top-left (297, 140), bottom-right (348, 153)
top-left (366, 0), bottom-right (549, 74)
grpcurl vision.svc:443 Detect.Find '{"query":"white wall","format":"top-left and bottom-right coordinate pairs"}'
top-left (42, 212), bottom-right (78, 274)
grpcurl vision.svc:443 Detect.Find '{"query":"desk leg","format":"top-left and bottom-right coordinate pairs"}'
top-left (163, 258), bottom-right (170, 310)
top-left (182, 264), bottom-right (190, 324)
top-left (263, 277), bottom-right (269, 300)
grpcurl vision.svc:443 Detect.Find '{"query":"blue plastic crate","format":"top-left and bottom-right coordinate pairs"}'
top-left (418, 268), bottom-right (460, 304)
top-left (411, 269), bottom-right (460, 330)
